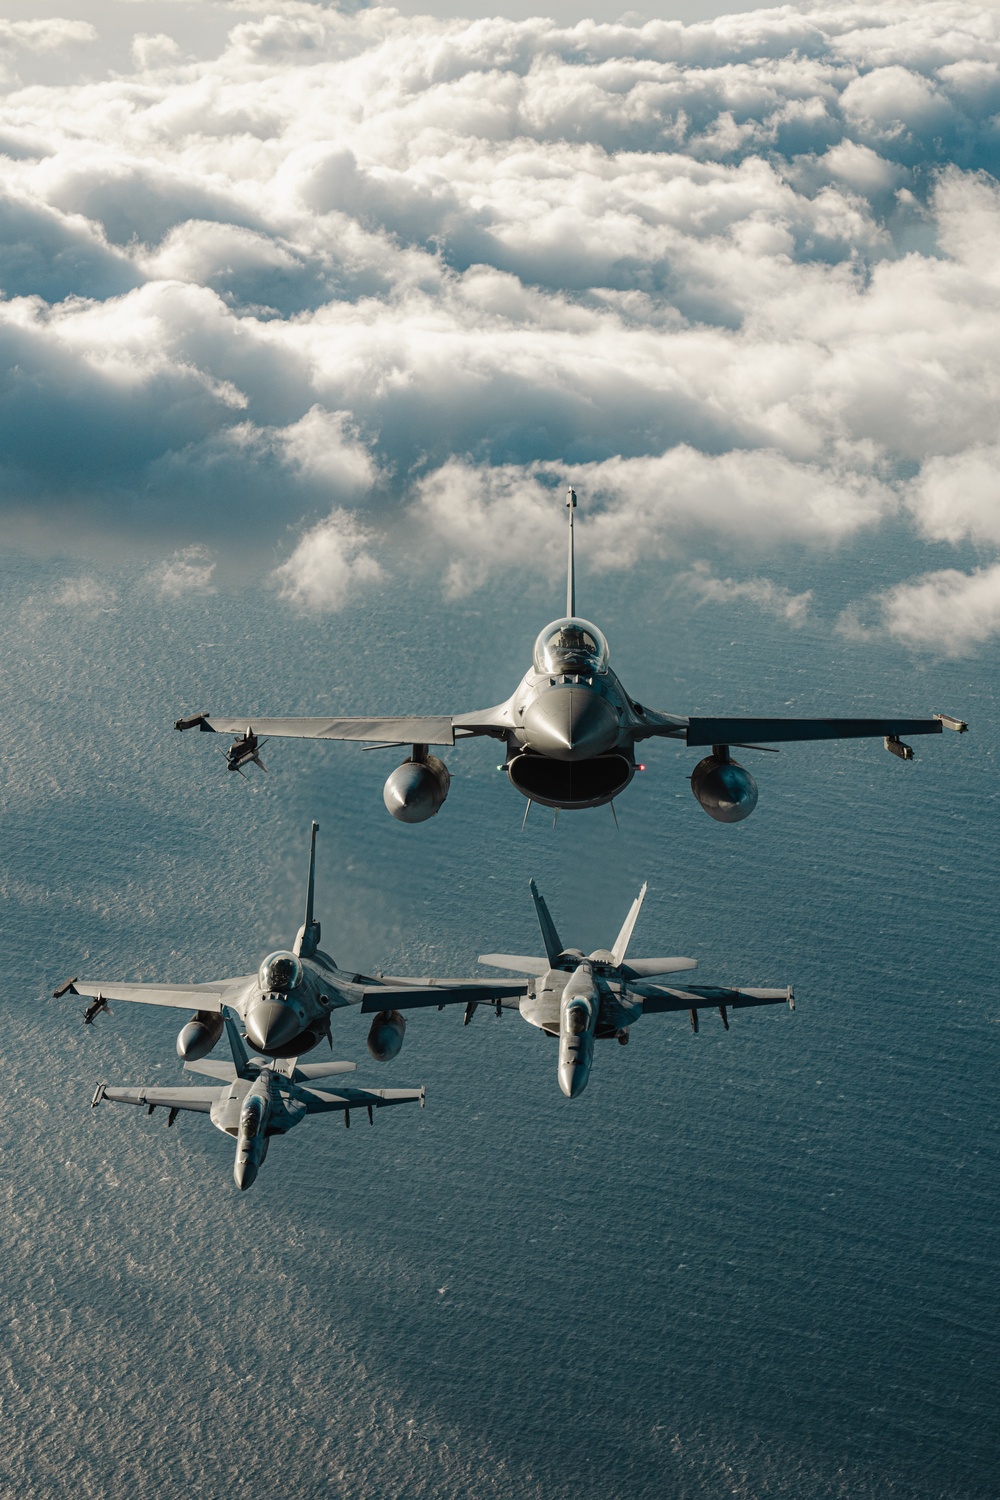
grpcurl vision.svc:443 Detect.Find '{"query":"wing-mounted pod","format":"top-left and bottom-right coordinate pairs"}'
top-left (690, 744), bottom-right (758, 823)
top-left (383, 744), bottom-right (450, 823)
top-left (366, 1009), bottom-right (407, 1061)
top-left (176, 1009), bottom-right (225, 1061)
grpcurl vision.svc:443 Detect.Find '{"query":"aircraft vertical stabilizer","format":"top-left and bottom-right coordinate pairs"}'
top-left (529, 879), bottom-right (564, 966)
top-left (566, 486), bottom-right (577, 617)
top-left (295, 821), bottom-right (322, 959)
top-left (611, 883), bottom-right (647, 966)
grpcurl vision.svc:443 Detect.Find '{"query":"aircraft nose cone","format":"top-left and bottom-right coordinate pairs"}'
top-left (522, 687), bottom-right (619, 762)
top-left (233, 1156), bottom-right (258, 1192)
top-left (245, 1000), bottom-right (299, 1053)
top-left (558, 1055), bottom-right (590, 1099)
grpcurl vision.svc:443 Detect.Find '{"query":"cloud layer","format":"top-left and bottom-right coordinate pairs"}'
top-left (1, 2), bottom-right (999, 646)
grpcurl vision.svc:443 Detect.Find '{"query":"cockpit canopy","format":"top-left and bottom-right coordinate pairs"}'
top-left (565, 1001), bottom-right (592, 1036)
top-left (240, 1095), bottom-right (265, 1138)
top-left (533, 617), bottom-right (609, 678)
top-left (259, 950), bottom-right (303, 995)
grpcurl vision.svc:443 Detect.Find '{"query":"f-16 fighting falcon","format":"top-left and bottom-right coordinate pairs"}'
top-left (91, 1009), bottom-right (423, 1190)
top-left (175, 490), bottom-right (967, 824)
top-left (53, 822), bottom-right (522, 1066)
top-left (356, 881), bottom-right (794, 1099)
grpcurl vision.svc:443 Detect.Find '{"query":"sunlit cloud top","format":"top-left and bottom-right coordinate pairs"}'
top-left (1, 1), bottom-right (999, 650)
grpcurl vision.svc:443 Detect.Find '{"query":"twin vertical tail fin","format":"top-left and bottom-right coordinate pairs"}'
top-left (294, 821), bottom-right (322, 959)
top-left (566, 486), bottom-right (577, 618)
top-left (611, 883), bottom-right (647, 966)
top-left (529, 878), bottom-right (564, 966)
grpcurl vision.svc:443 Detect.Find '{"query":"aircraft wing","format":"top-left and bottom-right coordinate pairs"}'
top-left (175, 707), bottom-right (513, 745)
top-left (359, 981), bottom-right (526, 1013)
top-left (54, 977), bottom-right (255, 1012)
top-left (297, 1085), bottom-right (424, 1114)
top-left (635, 712), bottom-right (966, 745)
top-left (632, 983), bottom-right (794, 1013)
top-left (93, 1082), bottom-right (219, 1113)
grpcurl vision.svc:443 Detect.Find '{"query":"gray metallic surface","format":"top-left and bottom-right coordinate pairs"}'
top-left (174, 498), bottom-right (967, 819)
top-left (56, 823), bottom-right (529, 1066)
top-left (93, 1004), bottom-right (425, 1191)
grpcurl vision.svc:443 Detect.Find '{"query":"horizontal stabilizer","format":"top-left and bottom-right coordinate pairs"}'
top-left (477, 953), bottom-right (548, 975)
top-left (620, 957), bottom-right (697, 978)
top-left (292, 1060), bottom-right (357, 1080)
top-left (184, 1060), bottom-right (237, 1081)
top-left (360, 983), bottom-right (525, 1013)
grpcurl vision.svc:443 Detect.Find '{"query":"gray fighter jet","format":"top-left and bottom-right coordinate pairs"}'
top-left (54, 822), bottom-right (521, 1066)
top-left (357, 881), bottom-right (793, 1098)
top-left (91, 1008), bottom-right (423, 1190)
top-left (175, 491), bottom-right (967, 824)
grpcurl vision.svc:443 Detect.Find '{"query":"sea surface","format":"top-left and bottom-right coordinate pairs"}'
top-left (0, 539), bottom-right (996, 1500)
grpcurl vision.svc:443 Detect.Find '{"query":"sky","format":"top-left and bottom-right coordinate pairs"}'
top-left (0, 1), bottom-right (998, 658)
top-left (1, 9), bottom-right (998, 1496)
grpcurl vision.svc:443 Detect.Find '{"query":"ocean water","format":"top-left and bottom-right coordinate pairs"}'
top-left (0, 542), bottom-right (996, 1500)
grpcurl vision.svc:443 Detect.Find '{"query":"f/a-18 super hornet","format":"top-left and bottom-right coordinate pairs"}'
top-left (175, 490), bottom-right (967, 824)
top-left (356, 881), bottom-right (793, 1098)
top-left (91, 1008), bottom-right (423, 1191)
top-left (54, 822), bottom-right (521, 1066)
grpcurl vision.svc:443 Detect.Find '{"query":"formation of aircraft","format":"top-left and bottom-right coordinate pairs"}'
top-left (175, 490), bottom-right (967, 825)
top-left (54, 822), bottom-right (521, 1065)
top-left (56, 489), bottom-right (968, 1188)
top-left (91, 1008), bottom-right (423, 1191)
top-left (358, 879), bottom-right (793, 1098)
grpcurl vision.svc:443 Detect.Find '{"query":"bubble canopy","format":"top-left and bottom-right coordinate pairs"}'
top-left (533, 617), bottom-right (610, 677)
top-left (258, 951), bottom-right (304, 994)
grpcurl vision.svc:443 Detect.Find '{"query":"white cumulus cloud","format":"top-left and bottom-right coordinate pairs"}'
top-left (0, 1), bottom-right (996, 656)
top-left (840, 563), bottom-right (1000, 656)
top-left (273, 507), bottom-right (383, 611)
top-left (150, 545), bottom-right (217, 598)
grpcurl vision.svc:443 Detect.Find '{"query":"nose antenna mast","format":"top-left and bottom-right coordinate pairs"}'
top-left (566, 486), bottom-right (577, 617)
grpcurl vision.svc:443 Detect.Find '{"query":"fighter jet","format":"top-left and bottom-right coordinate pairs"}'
top-left (357, 880), bottom-right (793, 1098)
top-left (175, 490), bottom-right (967, 824)
top-left (91, 1009), bottom-right (423, 1190)
top-left (53, 822), bottom-right (521, 1066)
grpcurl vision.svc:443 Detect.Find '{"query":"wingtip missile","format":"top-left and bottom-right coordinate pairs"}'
top-left (933, 713), bottom-right (968, 732)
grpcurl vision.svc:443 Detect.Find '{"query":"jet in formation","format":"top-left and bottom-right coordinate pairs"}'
top-left (54, 822), bottom-right (522, 1065)
top-left (91, 1008), bottom-right (423, 1191)
top-left (356, 880), bottom-right (794, 1097)
top-left (175, 490), bottom-right (967, 825)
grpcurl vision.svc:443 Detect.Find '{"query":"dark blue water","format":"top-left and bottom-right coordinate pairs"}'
top-left (0, 540), bottom-right (996, 1499)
